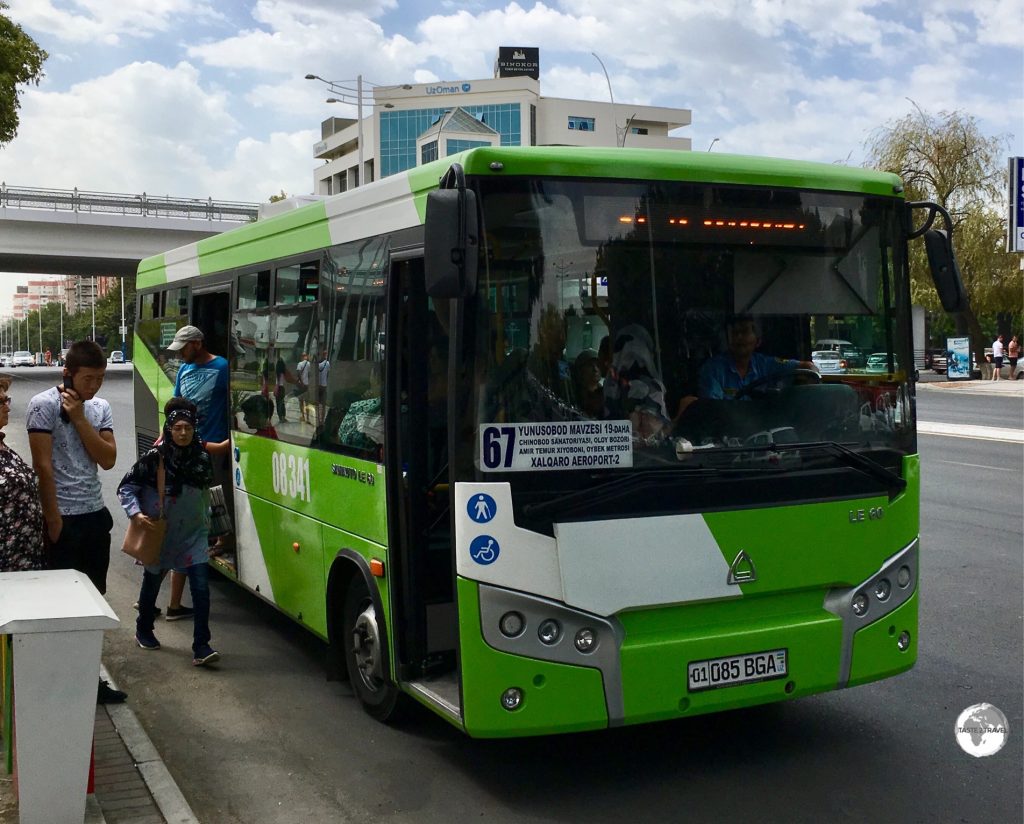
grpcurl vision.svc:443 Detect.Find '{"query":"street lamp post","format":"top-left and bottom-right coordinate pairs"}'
top-left (591, 52), bottom-right (624, 148)
top-left (119, 278), bottom-right (126, 357)
top-left (91, 278), bottom-right (96, 343)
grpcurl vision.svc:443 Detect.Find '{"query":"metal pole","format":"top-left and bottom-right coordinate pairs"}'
top-left (91, 279), bottom-right (96, 343)
top-left (38, 302), bottom-right (42, 355)
top-left (356, 75), bottom-right (365, 188)
top-left (59, 299), bottom-right (64, 358)
top-left (591, 52), bottom-right (621, 147)
top-left (120, 277), bottom-right (126, 356)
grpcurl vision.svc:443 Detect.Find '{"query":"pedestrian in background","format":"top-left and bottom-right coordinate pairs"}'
top-left (292, 352), bottom-right (311, 424)
top-left (0, 376), bottom-right (45, 572)
top-left (118, 397), bottom-right (220, 666)
top-left (165, 325), bottom-right (231, 616)
top-left (26, 340), bottom-right (124, 703)
top-left (990, 333), bottom-right (1004, 381)
top-left (1007, 335), bottom-right (1019, 376)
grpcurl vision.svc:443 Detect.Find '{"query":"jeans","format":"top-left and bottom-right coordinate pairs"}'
top-left (136, 563), bottom-right (211, 652)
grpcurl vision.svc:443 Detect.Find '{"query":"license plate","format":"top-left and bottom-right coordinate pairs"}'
top-left (687, 649), bottom-right (788, 692)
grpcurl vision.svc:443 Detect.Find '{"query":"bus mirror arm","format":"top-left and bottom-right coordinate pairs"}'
top-left (906, 201), bottom-right (966, 314)
top-left (424, 164), bottom-right (479, 298)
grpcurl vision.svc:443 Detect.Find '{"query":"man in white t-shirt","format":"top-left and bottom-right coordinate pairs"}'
top-left (991, 334), bottom-right (1004, 381)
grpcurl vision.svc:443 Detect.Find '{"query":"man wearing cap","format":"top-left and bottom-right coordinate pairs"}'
top-left (165, 325), bottom-right (231, 619)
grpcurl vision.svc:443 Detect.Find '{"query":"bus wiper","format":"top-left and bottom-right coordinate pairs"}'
top-left (770, 441), bottom-right (907, 497)
top-left (522, 468), bottom-right (720, 519)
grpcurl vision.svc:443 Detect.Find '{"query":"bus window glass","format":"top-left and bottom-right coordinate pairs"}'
top-left (136, 289), bottom-right (188, 384)
top-left (316, 237), bottom-right (389, 459)
top-left (230, 303), bottom-right (273, 438)
top-left (238, 270), bottom-right (271, 310)
top-left (276, 261), bottom-right (319, 305)
top-left (140, 292), bottom-right (156, 321)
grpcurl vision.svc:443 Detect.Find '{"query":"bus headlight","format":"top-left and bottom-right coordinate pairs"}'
top-left (574, 628), bottom-right (597, 653)
top-left (538, 619), bottom-right (561, 645)
top-left (852, 593), bottom-right (869, 616)
top-left (897, 631), bottom-right (911, 651)
top-left (499, 611), bottom-right (525, 638)
top-left (501, 687), bottom-right (523, 710)
top-left (897, 565), bottom-right (912, 588)
top-left (873, 579), bottom-right (891, 602)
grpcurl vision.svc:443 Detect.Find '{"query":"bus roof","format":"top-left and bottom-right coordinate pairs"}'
top-left (138, 146), bottom-right (903, 289)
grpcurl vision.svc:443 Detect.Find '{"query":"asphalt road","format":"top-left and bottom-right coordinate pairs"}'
top-left (1, 366), bottom-right (1021, 823)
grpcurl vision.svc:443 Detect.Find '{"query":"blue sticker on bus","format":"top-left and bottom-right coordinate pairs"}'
top-left (469, 535), bottom-right (500, 565)
top-left (235, 467), bottom-right (242, 486)
top-left (468, 493), bottom-right (496, 523)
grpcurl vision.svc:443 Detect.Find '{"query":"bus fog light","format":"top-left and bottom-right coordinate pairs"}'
top-left (852, 593), bottom-right (869, 616)
top-left (538, 619), bottom-right (561, 645)
top-left (574, 628), bottom-right (597, 653)
top-left (897, 566), bottom-right (912, 588)
top-left (897, 631), bottom-right (911, 651)
top-left (501, 687), bottom-right (523, 710)
top-left (874, 579), bottom-right (891, 601)
top-left (499, 611), bottom-right (525, 638)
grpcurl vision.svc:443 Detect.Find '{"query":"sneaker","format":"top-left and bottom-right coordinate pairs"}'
top-left (192, 646), bottom-right (220, 666)
top-left (165, 605), bottom-right (195, 621)
top-left (135, 631), bottom-right (160, 650)
top-left (97, 679), bottom-right (127, 704)
top-left (133, 602), bottom-right (162, 617)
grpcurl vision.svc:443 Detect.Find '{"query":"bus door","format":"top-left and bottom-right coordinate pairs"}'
top-left (386, 255), bottom-right (459, 701)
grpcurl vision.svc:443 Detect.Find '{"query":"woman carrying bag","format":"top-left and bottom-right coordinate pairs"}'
top-left (117, 397), bottom-right (220, 666)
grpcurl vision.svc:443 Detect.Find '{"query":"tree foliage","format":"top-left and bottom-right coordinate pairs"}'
top-left (0, 1), bottom-right (47, 146)
top-left (865, 106), bottom-right (1021, 368)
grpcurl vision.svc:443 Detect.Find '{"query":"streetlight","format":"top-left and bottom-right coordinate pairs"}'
top-left (306, 74), bottom-right (413, 188)
top-left (591, 52), bottom-right (625, 147)
top-left (707, 137), bottom-right (720, 152)
top-left (91, 277), bottom-right (96, 343)
top-left (119, 276), bottom-right (126, 358)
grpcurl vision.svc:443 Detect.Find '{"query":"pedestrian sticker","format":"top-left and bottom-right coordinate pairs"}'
top-left (468, 493), bottom-right (496, 523)
top-left (478, 421), bottom-right (633, 472)
top-left (469, 535), bottom-right (500, 565)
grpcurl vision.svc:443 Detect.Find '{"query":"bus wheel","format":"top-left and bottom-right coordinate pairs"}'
top-left (342, 576), bottom-right (406, 722)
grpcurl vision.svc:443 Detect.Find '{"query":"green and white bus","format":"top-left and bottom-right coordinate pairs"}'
top-left (133, 147), bottom-right (964, 737)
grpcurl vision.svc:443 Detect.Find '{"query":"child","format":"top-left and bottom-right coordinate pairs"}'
top-left (118, 397), bottom-right (220, 666)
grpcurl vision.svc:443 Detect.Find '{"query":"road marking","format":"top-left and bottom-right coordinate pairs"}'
top-left (935, 460), bottom-right (1015, 473)
top-left (917, 420), bottom-right (1024, 443)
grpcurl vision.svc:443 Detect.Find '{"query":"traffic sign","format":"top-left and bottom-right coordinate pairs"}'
top-left (1009, 157), bottom-right (1024, 253)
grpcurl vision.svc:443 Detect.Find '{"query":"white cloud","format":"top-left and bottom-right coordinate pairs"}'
top-left (8, 0), bottom-right (221, 45)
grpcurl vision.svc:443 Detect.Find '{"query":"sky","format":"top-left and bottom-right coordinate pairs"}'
top-left (0, 0), bottom-right (1021, 313)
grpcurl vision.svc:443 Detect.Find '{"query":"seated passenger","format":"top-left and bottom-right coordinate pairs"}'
top-left (698, 316), bottom-right (817, 400)
top-left (572, 348), bottom-right (604, 418)
top-left (604, 324), bottom-right (671, 438)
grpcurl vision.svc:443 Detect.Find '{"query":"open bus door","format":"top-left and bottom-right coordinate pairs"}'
top-left (385, 254), bottom-right (461, 718)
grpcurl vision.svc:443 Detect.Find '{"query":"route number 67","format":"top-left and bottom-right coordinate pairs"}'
top-left (481, 426), bottom-right (517, 470)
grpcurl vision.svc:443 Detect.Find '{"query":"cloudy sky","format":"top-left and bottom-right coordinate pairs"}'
top-left (0, 0), bottom-right (1020, 319)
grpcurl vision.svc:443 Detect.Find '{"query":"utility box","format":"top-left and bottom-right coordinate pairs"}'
top-left (0, 569), bottom-right (119, 824)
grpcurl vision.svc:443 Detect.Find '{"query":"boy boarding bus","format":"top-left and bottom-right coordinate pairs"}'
top-left (133, 147), bottom-right (964, 737)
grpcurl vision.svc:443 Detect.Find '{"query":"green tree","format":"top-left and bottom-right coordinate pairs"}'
top-left (0, 1), bottom-right (48, 146)
top-left (268, 190), bottom-right (289, 202)
top-left (865, 106), bottom-right (1022, 373)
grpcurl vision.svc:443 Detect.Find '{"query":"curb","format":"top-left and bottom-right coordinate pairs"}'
top-left (100, 666), bottom-right (199, 824)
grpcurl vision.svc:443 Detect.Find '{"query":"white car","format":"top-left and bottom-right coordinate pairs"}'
top-left (811, 350), bottom-right (844, 373)
top-left (110, 351), bottom-right (125, 364)
top-left (12, 351), bottom-right (35, 367)
top-left (0, 353), bottom-right (11, 368)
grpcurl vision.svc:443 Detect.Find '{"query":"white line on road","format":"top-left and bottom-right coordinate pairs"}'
top-left (935, 460), bottom-right (1015, 472)
top-left (917, 420), bottom-right (1024, 443)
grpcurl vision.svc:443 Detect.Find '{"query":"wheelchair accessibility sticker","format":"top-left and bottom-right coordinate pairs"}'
top-left (470, 535), bottom-right (500, 565)
top-left (468, 493), bottom-right (496, 524)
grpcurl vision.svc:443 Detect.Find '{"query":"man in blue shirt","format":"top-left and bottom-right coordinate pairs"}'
top-left (699, 316), bottom-right (816, 400)
top-left (165, 325), bottom-right (231, 618)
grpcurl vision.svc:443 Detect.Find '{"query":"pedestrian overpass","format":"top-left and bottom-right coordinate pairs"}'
top-left (0, 185), bottom-right (260, 277)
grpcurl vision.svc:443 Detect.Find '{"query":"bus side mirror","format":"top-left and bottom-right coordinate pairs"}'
top-left (424, 188), bottom-right (479, 298)
top-left (923, 229), bottom-right (966, 313)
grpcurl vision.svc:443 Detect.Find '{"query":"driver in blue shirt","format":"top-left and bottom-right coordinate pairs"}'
top-left (698, 316), bottom-right (816, 400)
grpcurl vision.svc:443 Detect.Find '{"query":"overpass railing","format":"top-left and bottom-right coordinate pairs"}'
top-left (0, 184), bottom-right (259, 222)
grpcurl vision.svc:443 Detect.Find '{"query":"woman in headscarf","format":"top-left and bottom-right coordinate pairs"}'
top-left (117, 397), bottom-right (220, 666)
top-left (0, 376), bottom-right (45, 571)
top-left (603, 324), bottom-right (671, 439)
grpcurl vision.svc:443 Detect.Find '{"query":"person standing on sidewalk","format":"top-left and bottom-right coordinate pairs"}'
top-left (991, 334), bottom-right (1004, 381)
top-left (0, 377), bottom-right (45, 572)
top-left (165, 325), bottom-right (231, 619)
top-left (1007, 335), bottom-right (1019, 376)
top-left (118, 397), bottom-right (220, 666)
top-left (26, 340), bottom-right (125, 704)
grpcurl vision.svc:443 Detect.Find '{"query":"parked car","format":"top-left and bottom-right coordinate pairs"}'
top-left (926, 349), bottom-right (947, 373)
top-left (0, 353), bottom-right (11, 368)
top-left (11, 351), bottom-right (34, 367)
top-left (814, 338), bottom-right (864, 369)
top-left (811, 350), bottom-right (845, 373)
top-left (865, 353), bottom-right (900, 373)
top-left (110, 350), bottom-right (125, 364)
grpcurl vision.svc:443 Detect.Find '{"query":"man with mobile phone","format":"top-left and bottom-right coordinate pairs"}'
top-left (27, 339), bottom-right (124, 704)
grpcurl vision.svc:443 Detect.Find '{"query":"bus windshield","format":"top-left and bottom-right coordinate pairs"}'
top-left (467, 176), bottom-right (913, 481)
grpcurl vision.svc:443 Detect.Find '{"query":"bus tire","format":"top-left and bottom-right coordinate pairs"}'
top-left (342, 575), bottom-right (407, 722)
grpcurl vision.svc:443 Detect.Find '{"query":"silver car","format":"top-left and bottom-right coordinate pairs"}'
top-left (811, 350), bottom-right (844, 373)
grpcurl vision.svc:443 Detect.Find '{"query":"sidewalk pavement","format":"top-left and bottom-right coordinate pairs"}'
top-left (1, 667), bottom-right (196, 824)
top-left (917, 377), bottom-right (1024, 396)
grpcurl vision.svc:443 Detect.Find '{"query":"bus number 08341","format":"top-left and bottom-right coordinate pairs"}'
top-left (271, 452), bottom-right (311, 502)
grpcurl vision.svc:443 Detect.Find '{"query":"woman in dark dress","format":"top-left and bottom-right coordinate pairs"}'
top-left (0, 376), bottom-right (45, 571)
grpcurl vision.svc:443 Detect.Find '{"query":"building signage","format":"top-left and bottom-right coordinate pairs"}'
top-left (1009, 157), bottom-right (1024, 253)
top-left (426, 83), bottom-right (472, 96)
top-left (495, 47), bottom-right (540, 80)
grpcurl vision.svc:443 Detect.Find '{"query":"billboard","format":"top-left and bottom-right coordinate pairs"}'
top-left (947, 336), bottom-right (971, 380)
top-left (495, 47), bottom-right (540, 80)
top-left (1009, 157), bottom-right (1024, 253)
